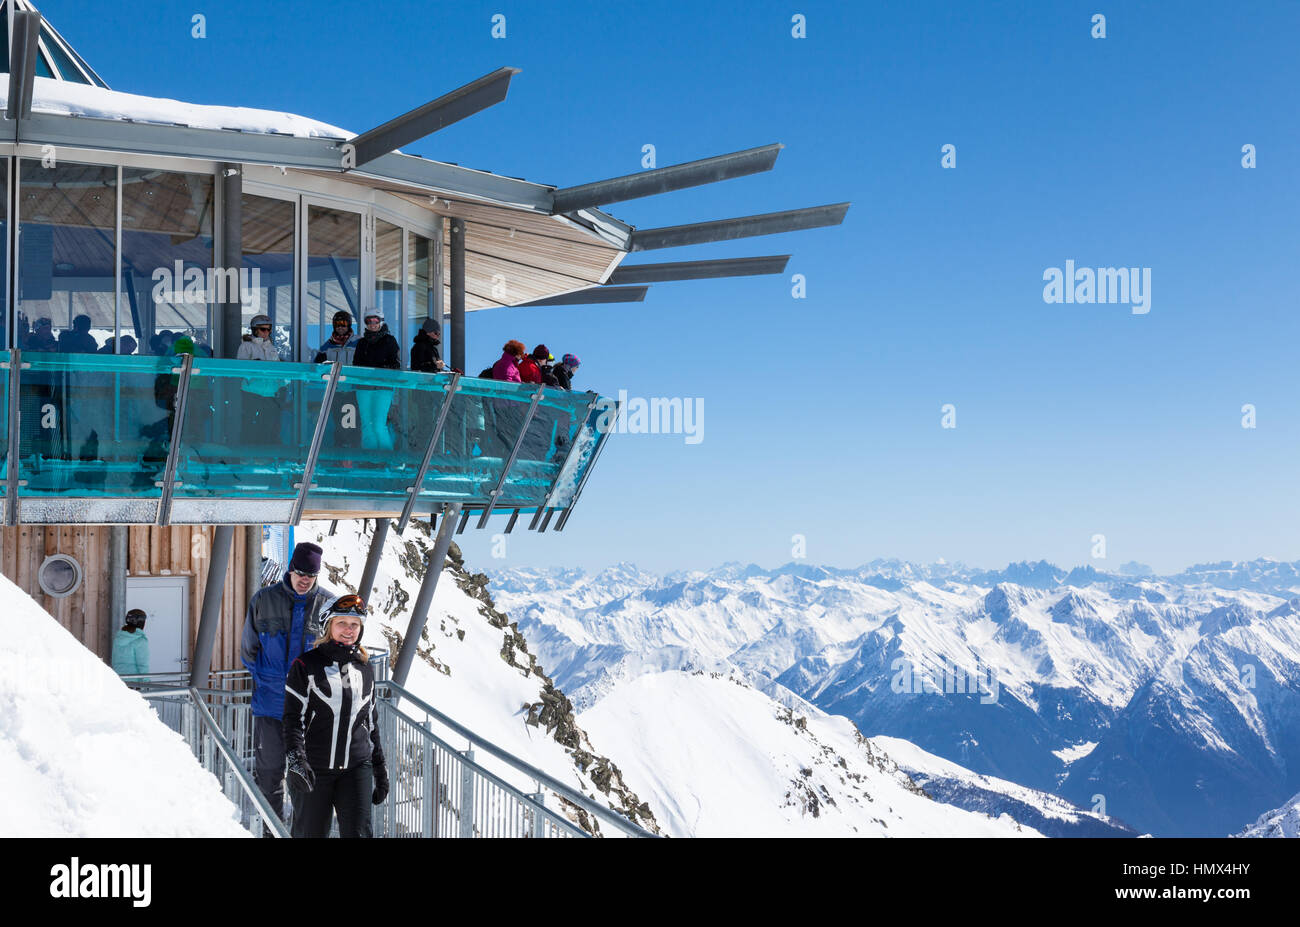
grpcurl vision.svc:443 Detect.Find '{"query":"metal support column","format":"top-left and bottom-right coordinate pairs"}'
top-left (190, 524), bottom-right (235, 687)
top-left (108, 525), bottom-right (128, 662)
top-left (4, 349), bottom-right (23, 526)
top-left (244, 525), bottom-right (261, 598)
top-left (219, 163), bottom-right (243, 359)
top-left (357, 517), bottom-right (390, 607)
top-left (155, 353), bottom-right (195, 526)
top-left (391, 502), bottom-right (461, 688)
top-left (449, 218), bottom-right (466, 374)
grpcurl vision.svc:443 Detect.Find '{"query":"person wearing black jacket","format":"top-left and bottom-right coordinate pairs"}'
top-left (354, 312), bottom-right (400, 449)
top-left (283, 594), bottom-right (389, 838)
top-left (410, 318), bottom-right (444, 374)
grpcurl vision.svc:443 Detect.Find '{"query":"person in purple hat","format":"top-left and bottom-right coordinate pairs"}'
top-left (240, 541), bottom-right (334, 827)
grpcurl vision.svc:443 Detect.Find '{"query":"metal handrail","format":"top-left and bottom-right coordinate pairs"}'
top-left (379, 678), bottom-right (655, 837)
top-left (140, 686), bottom-right (287, 837)
top-left (380, 697), bottom-right (586, 838)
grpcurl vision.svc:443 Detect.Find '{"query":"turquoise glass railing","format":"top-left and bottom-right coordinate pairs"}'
top-left (2, 352), bottom-right (610, 528)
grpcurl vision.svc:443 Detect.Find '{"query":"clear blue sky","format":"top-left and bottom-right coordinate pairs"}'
top-left (54, 0), bottom-right (1300, 574)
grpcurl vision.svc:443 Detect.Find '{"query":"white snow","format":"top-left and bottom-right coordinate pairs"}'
top-left (1052, 741), bottom-right (1098, 765)
top-left (0, 573), bottom-right (248, 837)
top-left (579, 668), bottom-right (1038, 838)
top-left (1238, 791), bottom-right (1300, 838)
top-left (3, 74), bottom-right (352, 139)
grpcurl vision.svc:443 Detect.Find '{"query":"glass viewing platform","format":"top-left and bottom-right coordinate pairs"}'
top-left (0, 351), bottom-right (613, 531)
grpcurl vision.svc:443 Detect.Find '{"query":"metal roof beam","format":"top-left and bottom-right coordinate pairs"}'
top-left (629, 203), bottom-right (850, 251)
top-left (551, 143), bottom-right (782, 214)
top-left (348, 67), bottom-right (520, 169)
top-left (6, 9), bottom-right (42, 125)
top-left (515, 286), bottom-right (648, 307)
top-left (608, 255), bottom-right (789, 284)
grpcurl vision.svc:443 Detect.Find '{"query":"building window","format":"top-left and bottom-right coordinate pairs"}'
top-left (375, 218), bottom-right (403, 360)
top-left (38, 554), bottom-right (83, 598)
top-left (17, 161), bottom-right (117, 355)
top-left (242, 193), bottom-right (295, 359)
top-left (121, 167), bottom-right (215, 357)
top-left (304, 205), bottom-right (361, 362)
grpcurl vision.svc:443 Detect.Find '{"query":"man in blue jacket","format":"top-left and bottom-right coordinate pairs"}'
top-left (240, 542), bottom-right (333, 822)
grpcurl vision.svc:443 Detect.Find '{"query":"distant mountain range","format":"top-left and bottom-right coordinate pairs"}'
top-left (493, 558), bottom-right (1300, 836)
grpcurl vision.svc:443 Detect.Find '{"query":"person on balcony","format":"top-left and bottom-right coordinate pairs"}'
top-left (313, 311), bottom-right (358, 365)
top-left (410, 318), bottom-right (444, 374)
top-left (353, 312), bottom-right (400, 450)
top-left (283, 594), bottom-right (389, 838)
top-left (236, 314), bottom-right (282, 445)
top-left (240, 542), bottom-right (333, 825)
top-left (111, 609), bottom-right (150, 678)
top-left (553, 354), bottom-right (581, 391)
top-left (58, 314), bottom-right (100, 354)
top-left (491, 340), bottom-right (526, 383)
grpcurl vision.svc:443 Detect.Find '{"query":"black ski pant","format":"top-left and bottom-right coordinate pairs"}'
top-left (289, 759), bottom-right (374, 838)
top-left (253, 715), bottom-right (286, 819)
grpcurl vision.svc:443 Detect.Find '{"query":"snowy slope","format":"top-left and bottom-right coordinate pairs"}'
top-left (300, 519), bottom-right (658, 835)
top-left (1237, 792), bottom-right (1300, 838)
top-left (579, 668), bottom-right (1038, 838)
top-left (0, 574), bottom-right (247, 837)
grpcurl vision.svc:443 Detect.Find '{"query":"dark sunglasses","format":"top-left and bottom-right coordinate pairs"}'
top-left (254, 326), bottom-right (271, 332)
top-left (290, 567), bottom-right (318, 578)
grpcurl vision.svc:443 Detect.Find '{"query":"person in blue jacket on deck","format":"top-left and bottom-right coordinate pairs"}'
top-left (240, 541), bottom-right (333, 824)
top-left (111, 609), bottom-right (150, 677)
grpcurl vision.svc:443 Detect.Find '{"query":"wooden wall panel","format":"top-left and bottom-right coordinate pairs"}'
top-left (1, 523), bottom-right (256, 676)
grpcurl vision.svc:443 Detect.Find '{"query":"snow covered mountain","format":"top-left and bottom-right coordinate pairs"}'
top-left (494, 559), bottom-right (1300, 836)
top-left (1237, 791), bottom-right (1300, 838)
top-left (0, 574), bottom-right (247, 837)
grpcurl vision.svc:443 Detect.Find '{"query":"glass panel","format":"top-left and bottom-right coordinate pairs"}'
top-left (304, 205), bottom-right (361, 363)
top-left (16, 353), bottom-right (173, 498)
top-left (375, 219), bottom-right (402, 363)
top-left (34, 50), bottom-right (53, 78)
top-left (415, 378), bottom-right (533, 504)
top-left (121, 167), bottom-right (215, 356)
top-left (308, 367), bottom-right (450, 504)
top-left (43, 32), bottom-right (90, 84)
top-left (242, 193), bottom-right (295, 360)
top-left (496, 391), bottom-right (590, 506)
top-left (17, 161), bottom-right (116, 357)
top-left (171, 358), bottom-right (326, 499)
top-left (405, 231), bottom-right (437, 366)
top-left (547, 400), bottom-right (608, 508)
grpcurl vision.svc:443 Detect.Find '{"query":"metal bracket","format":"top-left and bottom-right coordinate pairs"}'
top-left (554, 397), bottom-right (620, 532)
top-left (396, 373), bottom-right (461, 534)
top-left (531, 391), bottom-right (600, 531)
top-left (288, 360), bottom-right (342, 525)
top-left (477, 388), bottom-right (544, 529)
top-left (155, 354), bottom-right (196, 527)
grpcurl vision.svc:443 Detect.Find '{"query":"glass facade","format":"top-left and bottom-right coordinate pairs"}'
top-left (121, 167), bottom-right (215, 356)
top-left (304, 205), bottom-right (361, 361)
top-left (241, 193), bottom-right (295, 360)
top-left (17, 161), bottom-right (117, 356)
top-left (405, 231), bottom-right (437, 361)
top-left (375, 219), bottom-right (403, 362)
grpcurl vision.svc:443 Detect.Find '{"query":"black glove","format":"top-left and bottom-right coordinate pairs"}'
top-left (287, 749), bottom-right (315, 794)
top-left (372, 761), bottom-right (390, 805)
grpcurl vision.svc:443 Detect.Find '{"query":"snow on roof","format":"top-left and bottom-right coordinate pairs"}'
top-left (6, 73), bottom-right (353, 140)
top-left (0, 572), bottom-right (249, 837)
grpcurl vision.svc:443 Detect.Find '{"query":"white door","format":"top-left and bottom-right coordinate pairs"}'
top-left (126, 576), bottom-right (191, 675)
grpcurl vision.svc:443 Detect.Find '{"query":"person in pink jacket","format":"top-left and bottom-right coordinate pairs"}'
top-left (491, 340), bottom-right (526, 382)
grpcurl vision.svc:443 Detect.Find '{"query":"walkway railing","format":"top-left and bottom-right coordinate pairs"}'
top-left (0, 350), bottom-right (615, 528)
top-left (134, 656), bottom-right (654, 838)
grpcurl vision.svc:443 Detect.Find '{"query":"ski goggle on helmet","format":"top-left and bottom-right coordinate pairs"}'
top-left (324, 594), bottom-right (367, 622)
